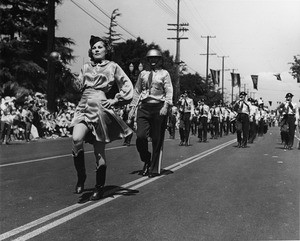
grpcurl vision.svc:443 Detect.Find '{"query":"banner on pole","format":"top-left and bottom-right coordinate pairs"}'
top-left (210, 69), bottom-right (220, 86)
top-left (251, 75), bottom-right (258, 90)
top-left (231, 72), bottom-right (241, 87)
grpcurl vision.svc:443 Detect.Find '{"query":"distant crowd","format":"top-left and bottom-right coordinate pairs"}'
top-left (0, 92), bottom-right (76, 144)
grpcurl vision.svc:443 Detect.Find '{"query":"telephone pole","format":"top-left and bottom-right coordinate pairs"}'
top-left (200, 36), bottom-right (216, 92)
top-left (218, 56), bottom-right (229, 104)
top-left (167, 0), bottom-right (188, 102)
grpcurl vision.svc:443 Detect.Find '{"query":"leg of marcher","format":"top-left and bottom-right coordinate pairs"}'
top-left (149, 114), bottom-right (166, 176)
top-left (136, 106), bottom-right (151, 176)
top-left (90, 141), bottom-right (106, 200)
top-left (72, 123), bottom-right (89, 194)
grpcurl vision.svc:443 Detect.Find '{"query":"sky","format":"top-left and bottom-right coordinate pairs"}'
top-left (56, 0), bottom-right (300, 108)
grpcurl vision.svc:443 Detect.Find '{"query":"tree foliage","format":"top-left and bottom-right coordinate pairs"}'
top-left (0, 0), bottom-right (76, 102)
top-left (106, 8), bottom-right (122, 47)
top-left (290, 55), bottom-right (300, 81)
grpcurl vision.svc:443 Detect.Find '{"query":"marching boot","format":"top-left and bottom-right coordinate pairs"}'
top-left (141, 152), bottom-right (151, 176)
top-left (142, 161), bottom-right (150, 176)
top-left (73, 150), bottom-right (86, 194)
top-left (90, 165), bottom-right (107, 201)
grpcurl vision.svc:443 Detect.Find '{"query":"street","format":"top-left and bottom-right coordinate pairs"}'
top-left (0, 126), bottom-right (299, 241)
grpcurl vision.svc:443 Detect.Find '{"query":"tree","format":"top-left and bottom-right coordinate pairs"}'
top-left (106, 9), bottom-right (122, 47)
top-left (0, 0), bottom-right (76, 102)
top-left (290, 55), bottom-right (300, 82)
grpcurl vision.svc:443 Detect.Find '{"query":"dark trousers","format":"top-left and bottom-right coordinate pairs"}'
top-left (191, 117), bottom-right (198, 135)
top-left (0, 121), bottom-right (12, 143)
top-left (224, 117), bottom-right (230, 135)
top-left (168, 114), bottom-right (176, 139)
top-left (211, 117), bottom-right (219, 138)
top-left (248, 121), bottom-right (257, 143)
top-left (257, 119), bottom-right (265, 136)
top-left (179, 112), bottom-right (191, 143)
top-left (236, 113), bottom-right (249, 146)
top-left (286, 115), bottom-right (296, 147)
top-left (136, 103), bottom-right (167, 174)
top-left (219, 120), bottom-right (224, 137)
top-left (198, 116), bottom-right (208, 141)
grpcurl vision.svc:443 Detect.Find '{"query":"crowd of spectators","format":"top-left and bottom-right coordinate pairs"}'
top-left (0, 92), bottom-right (76, 145)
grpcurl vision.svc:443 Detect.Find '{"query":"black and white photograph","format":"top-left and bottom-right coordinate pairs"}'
top-left (1, 0), bottom-right (299, 240)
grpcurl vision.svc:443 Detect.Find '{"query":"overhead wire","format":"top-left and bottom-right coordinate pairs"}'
top-left (88, 0), bottom-right (138, 40)
top-left (70, 0), bottom-right (127, 41)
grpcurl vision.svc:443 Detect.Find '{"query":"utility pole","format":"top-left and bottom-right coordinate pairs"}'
top-left (200, 36), bottom-right (216, 92)
top-left (167, 0), bottom-right (188, 102)
top-left (218, 56), bottom-right (229, 104)
top-left (47, 0), bottom-right (56, 112)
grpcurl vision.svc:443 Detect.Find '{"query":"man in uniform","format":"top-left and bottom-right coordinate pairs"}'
top-left (248, 98), bottom-right (259, 143)
top-left (209, 102), bottom-right (221, 139)
top-left (129, 48), bottom-right (173, 176)
top-left (218, 101), bottom-right (226, 138)
top-left (233, 92), bottom-right (251, 147)
top-left (278, 93), bottom-right (299, 149)
top-left (257, 103), bottom-right (267, 137)
top-left (197, 98), bottom-right (210, 142)
top-left (178, 90), bottom-right (195, 146)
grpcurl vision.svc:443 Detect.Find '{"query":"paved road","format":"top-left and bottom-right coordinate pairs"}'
top-left (0, 127), bottom-right (299, 241)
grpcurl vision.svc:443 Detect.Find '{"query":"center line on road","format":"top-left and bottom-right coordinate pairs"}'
top-left (0, 139), bottom-right (236, 241)
top-left (0, 146), bottom-right (126, 168)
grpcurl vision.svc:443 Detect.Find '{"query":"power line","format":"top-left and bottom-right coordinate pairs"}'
top-left (88, 0), bottom-right (138, 40)
top-left (70, 0), bottom-right (109, 31)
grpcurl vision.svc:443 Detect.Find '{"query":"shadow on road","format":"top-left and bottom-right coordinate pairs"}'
top-left (77, 185), bottom-right (139, 204)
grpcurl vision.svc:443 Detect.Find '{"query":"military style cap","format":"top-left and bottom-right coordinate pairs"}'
top-left (239, 91), bottom-right (247, 96)
top-left (90, 35), bottom-right (102, 47)
top-left (285, 93), bottom-right (293, 98)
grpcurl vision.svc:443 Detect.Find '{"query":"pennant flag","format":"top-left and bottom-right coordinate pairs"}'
top-left (274, 73), bottom-right (281, 81)
top-left (231, 73), bottom-right (241, 87)
top-left (268, 101), bottom-right (272, 106)
top-left (210, 69), bottom-right (220, 86)
top-left (251, 75), bottom-right (258, 90)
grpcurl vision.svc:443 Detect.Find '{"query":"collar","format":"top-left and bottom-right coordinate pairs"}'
top-left (91, 60), bottom-right (110, 67)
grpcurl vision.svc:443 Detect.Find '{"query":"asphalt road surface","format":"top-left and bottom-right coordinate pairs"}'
top-left (0, 126), bottom-right (299, 241)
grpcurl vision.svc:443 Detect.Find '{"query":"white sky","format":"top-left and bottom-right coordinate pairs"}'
top-left (56, 0), bottom-right (300, 108)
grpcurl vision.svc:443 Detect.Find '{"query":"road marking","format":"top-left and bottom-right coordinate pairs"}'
top-left (0, 146), bottom-right (126, 168)
top-left (0, 139), bottom-right (236, 240)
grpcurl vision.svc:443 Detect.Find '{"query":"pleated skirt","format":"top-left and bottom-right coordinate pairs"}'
top-left (70, 89), bottom-right (132, 144)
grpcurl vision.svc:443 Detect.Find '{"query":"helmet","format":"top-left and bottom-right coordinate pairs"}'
top-left (146, 49), bottom-right (162, 58)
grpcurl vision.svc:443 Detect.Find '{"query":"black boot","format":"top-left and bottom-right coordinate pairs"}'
top-left (142, 161), bottom-right (151, 176)
top-left (90, 165), bottom-right (107, 201)
top-left (73, 150), bottom-right (86, 194)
